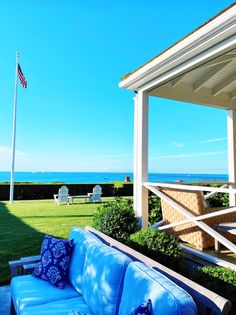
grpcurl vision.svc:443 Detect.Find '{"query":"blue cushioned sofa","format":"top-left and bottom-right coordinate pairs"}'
top-left (9, 226), bottom-right (231, 315)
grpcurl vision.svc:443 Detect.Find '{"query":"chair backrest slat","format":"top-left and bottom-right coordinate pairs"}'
top-left (93, 185), bottom-right (102, 195)
top-left (58, 186), bottom-right (69, 203)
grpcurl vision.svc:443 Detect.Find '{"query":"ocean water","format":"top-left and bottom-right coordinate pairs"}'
top-left (0, 172), bottom-right (228, 184)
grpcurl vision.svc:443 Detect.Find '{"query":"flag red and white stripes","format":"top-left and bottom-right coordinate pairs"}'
top-left (18, 64), bottom-right (27, 88)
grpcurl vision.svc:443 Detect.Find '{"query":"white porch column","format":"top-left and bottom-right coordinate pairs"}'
top-left (134, 91), bottom-right (149, 228)
top-left (133, 94), bottom-right (138, 216)
top-left (227, 109), bottom-right (236, 206)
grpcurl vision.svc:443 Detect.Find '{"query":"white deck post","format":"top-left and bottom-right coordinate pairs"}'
top-left (227, 109), bottom-right (236, 206)
top-left (133, 94), bottom-right (138, 216)
top-left (134, 91), bottom-right (149, 228)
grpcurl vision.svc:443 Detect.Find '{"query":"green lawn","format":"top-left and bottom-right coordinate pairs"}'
top-left (0, 198), bottom-right (108, 285)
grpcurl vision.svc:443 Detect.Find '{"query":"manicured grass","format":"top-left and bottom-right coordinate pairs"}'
top-left (0, 198), bottom-right (107, 285)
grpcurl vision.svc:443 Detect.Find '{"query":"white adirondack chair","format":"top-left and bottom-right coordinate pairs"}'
top-left (88, 185), bottom-right (103, 203)
top-left (53, 186), bottom-right (69, 205)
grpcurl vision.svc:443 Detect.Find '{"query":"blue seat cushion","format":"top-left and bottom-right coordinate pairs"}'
top-left (68, 227), bottom-right (102, 294)
top-left (21, 296), bottom-right (93, 315)
top-left (82, 242), bottom-right (132, 315)
top-left (11, 275), bottom-right (79, 314)
top-left (118, 262), bottom-right (197, 315)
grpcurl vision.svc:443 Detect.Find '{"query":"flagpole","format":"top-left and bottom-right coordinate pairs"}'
top-left (9, 52), bottom-right (19, 204)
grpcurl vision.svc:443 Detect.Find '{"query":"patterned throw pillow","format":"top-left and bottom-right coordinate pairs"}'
top-left (33, 235), bottom-right (74, 289)
top-left (130, 299), bottom-right (152, 315)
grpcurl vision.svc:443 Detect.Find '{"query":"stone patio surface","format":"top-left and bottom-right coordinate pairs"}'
top-left (0, 285), bottom-right (10, 315)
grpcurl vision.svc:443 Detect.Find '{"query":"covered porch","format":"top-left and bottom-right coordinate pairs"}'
top-left (119, 4), bottom-right (236, 257)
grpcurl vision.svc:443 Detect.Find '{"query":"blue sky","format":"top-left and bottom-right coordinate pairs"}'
top-left (0, 0), bottom-right (233, 174)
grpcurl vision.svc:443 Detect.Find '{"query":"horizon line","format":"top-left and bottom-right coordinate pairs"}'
top-left (0, 170), bottom-right (228, 175)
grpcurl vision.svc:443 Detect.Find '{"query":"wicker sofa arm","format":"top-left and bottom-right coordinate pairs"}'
top-left (9, 255), bottom-right (41, 278)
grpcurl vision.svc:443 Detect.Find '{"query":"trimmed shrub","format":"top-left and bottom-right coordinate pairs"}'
top-left (197, 266), bottom-right (236, 286)
top-left (192, 266), bottom-right (236, 315)
top-left (207, 192), bottom-right (229, 207)
top-left (92, 197), bottom-right (138, 242)
top-left (128, 228), bottom-right (182, 269)
top-left (148, 195), bottom-right (162, 225)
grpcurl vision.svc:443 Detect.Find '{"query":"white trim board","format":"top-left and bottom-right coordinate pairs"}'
top-left (119, 5), bottom-right (236, 91)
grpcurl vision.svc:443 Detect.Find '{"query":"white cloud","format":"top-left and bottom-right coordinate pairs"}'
top-left (0, 146), bottom-right (31, 170)
top-left (171, 141), bottom-right (184, 148)
top-left (200, 137), bottom-right (227, 143)
top-left (150, 150), bottom-right (227, 160)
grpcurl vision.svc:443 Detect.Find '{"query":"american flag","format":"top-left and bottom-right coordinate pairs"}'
top-left (18, 64), bottom-right (27, 88)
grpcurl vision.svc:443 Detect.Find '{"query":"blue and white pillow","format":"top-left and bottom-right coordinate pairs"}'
top-left (130, 299), bottom-right (152, 315)
top-left (33, 235), bottom-right (74, 289)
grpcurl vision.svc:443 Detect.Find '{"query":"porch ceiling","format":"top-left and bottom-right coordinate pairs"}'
top-left (119, 3), bottom-right (236, 110)
top-left (150, 49), bottom-right (236, 109)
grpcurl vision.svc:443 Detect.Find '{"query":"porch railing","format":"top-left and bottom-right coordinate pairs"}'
top-left (143, 181), bottom-right (236, 254)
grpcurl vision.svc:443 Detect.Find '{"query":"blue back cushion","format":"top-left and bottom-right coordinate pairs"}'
top-left (82, 242), bottom-right (132, 315)
top-left (68, 227), bottom-right (102, 294)
top-left (119, 262), bottom-right (197, 315)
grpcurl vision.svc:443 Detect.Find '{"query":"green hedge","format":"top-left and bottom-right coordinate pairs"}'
top-left (207, 192), bottom-right (229, 207)
top-left (0, 183), bottom-right (133, 200)
top-left (115, 183), bottom-right (133, 196)
top-left (192, 266), bottom-right (236, 315)
top-left (128, 228), bottom-right (183, 270)
top-left (148, 195), bottom-right (162, 225)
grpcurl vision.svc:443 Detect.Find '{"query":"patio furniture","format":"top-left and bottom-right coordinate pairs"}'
top-left (88, 184), bottom-right (103, 203)
top-left (68, 195), bottom-right (90, 204)
top-left (9, 227), bottom-right (231, 315)
top-left (53, 186), bottom-right (69, 205)
top-left (160, 187), bottom-right (236, 250)
top-left (214, 222), bottom-right (236, 252)
top-left (9, 227), bottom-right (200, 315)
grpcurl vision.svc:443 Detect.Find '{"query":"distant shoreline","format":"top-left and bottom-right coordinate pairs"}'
top-left (0, 171), bottom-right (228, 184)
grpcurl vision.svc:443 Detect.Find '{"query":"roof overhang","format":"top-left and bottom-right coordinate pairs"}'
top-left (119, 4), bottom-right (236, 110)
